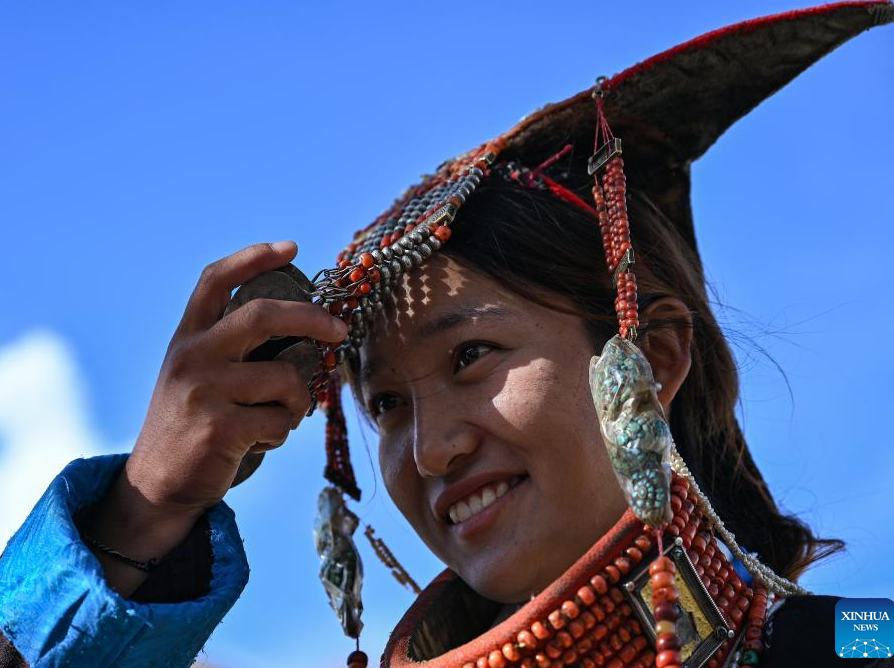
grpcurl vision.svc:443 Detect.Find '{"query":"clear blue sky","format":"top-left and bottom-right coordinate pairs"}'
top-left (1, 2), bottom-right (892, 667)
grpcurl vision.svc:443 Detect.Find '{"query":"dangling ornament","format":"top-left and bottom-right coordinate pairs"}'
top-left (313, 486), bottom-right (365, 639)
top-left (588, 335), bottom-right (673, 528)
top-left (588, 77), bottom-right (685, 668)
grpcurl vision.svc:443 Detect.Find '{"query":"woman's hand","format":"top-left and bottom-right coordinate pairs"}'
top-left (80, 241), bottom-right (348, 595)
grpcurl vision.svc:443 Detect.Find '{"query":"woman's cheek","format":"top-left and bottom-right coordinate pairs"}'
top-left (489, 359), bottom-right (567, 432)
top-left (379, 435), bottom-right (416, 506)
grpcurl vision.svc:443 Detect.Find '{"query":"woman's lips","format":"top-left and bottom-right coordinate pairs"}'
top-left (447, 475), bottom-right (528, 539)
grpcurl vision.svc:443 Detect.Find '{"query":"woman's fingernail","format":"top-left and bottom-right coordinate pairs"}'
top-left (271, 240), bottom-right (297, 253)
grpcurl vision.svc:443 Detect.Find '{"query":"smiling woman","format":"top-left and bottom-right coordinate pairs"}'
top-left (351, 180), bottom-right (836, 612)
top-left (0, 4), bottom-right (892, 668)
top-left (356, 250), bottom-right (631, 605)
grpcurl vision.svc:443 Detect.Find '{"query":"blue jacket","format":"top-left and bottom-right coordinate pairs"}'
top-left (0, 455), bottom-right (249, 668)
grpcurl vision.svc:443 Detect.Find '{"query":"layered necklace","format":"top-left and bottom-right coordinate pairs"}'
top-left (382, 473), bottom-right (785, 668)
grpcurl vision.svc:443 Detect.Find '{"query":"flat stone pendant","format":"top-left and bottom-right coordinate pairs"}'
top-left (622, 536), bottom-right (733, 668)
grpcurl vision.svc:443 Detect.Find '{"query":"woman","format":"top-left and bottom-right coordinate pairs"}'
top-left (1, 3), bottom-right (892, 668)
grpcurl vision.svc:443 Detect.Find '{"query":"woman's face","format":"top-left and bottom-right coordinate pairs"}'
top-left (358, 255), bottom-right (629, 603)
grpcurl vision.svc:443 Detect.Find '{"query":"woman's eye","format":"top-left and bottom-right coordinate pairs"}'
top-left (369, 393), bottom-right (403, 418)
top-left (455, 343), bottom-right (493, 372)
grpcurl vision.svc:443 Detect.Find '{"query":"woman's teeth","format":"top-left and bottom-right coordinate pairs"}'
top-left (448, 479), bottom-right (511, 525)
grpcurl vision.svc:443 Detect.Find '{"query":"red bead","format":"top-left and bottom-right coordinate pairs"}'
top-left (434, 225), bottom-right (452, 241)
top-left (548, 610), bottom-right (566, 630)
top-left (625, 547), bottom-right (643, 563)
top-left (656, 650), bottom-right (681, 668)
top-left (358, 282), bottom-right (372, 295)
top-left (502, 643), bottom-right (520, 662)
top-left (359, 253), bottom-right (375, 269)
top-left (349, 268), bottom-right (365, 283)
top-left (614, 557), bottom-right (631, 575)
top-left (518, 630), bottom-right (538, 649)
top-left (545, 641), bottom-right (562, 659)
top-left (619, 643), bottom-right (637, 662)
top-left (590, 575), bottom-right (608, 594)
top-left (653, 587), bottom-right (679, 604)
top-left (488, 651), bottom-right (506, 668)
top-left (653, 602), bottom-right (677, 622)
top-left (577, 586), bottom-right (596, 606)
top-left (605, 565), bottom-right (621, 583)
top-left (532, 622), bottom-right (551, 640)
top-left (347, 650), bottom-right (368, 667)
top-left (562, 600), bottom-right (580, 619)
top-left (655, 633), bottom-right (680, 652)
top-left (650, 571), bottom-right (675, 590)
top-left (649, 557), bottom-right (675, 575)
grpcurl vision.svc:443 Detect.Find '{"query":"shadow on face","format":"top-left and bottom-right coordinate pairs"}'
top-left (354, 254), bottom-right (628, 604)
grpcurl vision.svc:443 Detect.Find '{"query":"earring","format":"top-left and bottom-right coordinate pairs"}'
top-left (588, 335), bottom-right (673, 528)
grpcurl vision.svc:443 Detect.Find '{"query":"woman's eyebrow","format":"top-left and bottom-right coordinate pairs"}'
top-left (416, 304), bottom-right (515, 339)
top-left (359, 305), bottom-right (515, 387)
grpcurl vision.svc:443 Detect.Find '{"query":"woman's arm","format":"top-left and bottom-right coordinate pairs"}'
top-left (0, 454), bottom-right (248, 668)
top-left (0, 242), bottom-right (348, 667)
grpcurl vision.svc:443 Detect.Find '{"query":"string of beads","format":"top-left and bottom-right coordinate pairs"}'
top-left (364, 525), bottom-right (422, 595)
top-left (457, 476), bottom-right (774, 668)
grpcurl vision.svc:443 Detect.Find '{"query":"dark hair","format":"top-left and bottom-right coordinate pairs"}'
top-left (432, 177), bottom-right (843, 582)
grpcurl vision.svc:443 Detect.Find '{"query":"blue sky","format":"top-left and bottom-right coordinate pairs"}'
top-left (1, 2), bottom-right (892, 667)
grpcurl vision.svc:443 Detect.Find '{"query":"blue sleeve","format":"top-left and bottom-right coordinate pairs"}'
top-left (0, 454), bottom-right (250, 668)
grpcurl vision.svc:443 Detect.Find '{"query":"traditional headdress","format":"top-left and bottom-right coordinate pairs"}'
top-left (227, 3), bottom-right (892, 667)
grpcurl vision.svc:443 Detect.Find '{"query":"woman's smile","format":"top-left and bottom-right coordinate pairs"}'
top-left (438, 473), bottom-right (528, 538)
top-left (357, 254), bottom-right (630, 603)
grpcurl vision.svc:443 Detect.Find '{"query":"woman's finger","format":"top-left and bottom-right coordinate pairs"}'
top-left (224, 360), bottom-right (313, 421)
top-left (232, 404), bottom-right (294, 451)
top-left (206, 299), bottom-right (348, 361)
top-left (178, 241), bottom-right (299, 334)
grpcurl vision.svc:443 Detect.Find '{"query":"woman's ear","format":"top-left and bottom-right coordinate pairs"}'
top-left (638, 297), bottom-right (693, 414)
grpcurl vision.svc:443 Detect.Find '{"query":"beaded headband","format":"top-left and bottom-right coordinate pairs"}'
top-left (227, 2), bottom-right (893, 665)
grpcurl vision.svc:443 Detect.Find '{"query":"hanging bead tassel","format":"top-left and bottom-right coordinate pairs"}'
top-left (590, 79), bottom-right (638, 342)
top-left (364, 525), bottom-right (422, 594)
top-left (321, 372), bottom-right (361, 501)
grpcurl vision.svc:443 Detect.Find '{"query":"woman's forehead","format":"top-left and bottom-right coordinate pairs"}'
top-left (356, 257), bottom-right (524, 381)
top-left (368, 255), bottom-right (507, 337)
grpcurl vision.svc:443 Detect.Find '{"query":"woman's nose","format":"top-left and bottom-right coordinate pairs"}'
top-left (412, 398), bottom-right (480, 478)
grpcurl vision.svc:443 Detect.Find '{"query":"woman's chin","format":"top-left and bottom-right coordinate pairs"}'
top-left (451, 543), bottom-right (560, 606)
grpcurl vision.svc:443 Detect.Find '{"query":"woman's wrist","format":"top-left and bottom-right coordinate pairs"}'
top-left (78, 470), bottom-right (205, 596)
